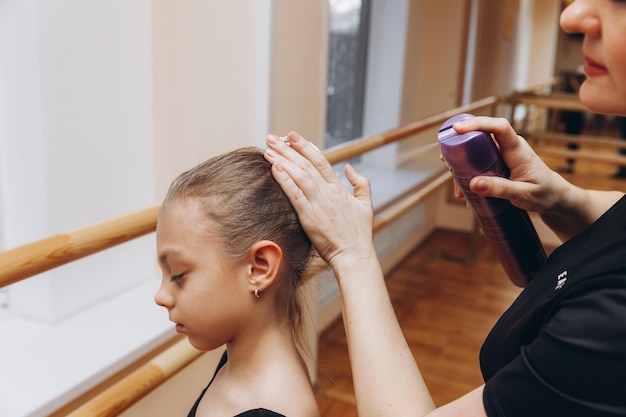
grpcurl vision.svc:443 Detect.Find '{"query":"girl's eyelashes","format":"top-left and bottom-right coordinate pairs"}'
top-left (171, 273), bottom-right (185, 282)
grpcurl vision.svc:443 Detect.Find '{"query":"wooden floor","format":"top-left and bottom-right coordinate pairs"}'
top-left (314, 228), bottom-right (524, 415)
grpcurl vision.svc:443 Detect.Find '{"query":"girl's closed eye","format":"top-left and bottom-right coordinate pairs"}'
top-left (171, 273), bottom-right (185, 283)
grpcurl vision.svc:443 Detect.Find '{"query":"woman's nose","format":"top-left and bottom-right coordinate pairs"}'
top-left (560, 0), bottom-right (600, 37)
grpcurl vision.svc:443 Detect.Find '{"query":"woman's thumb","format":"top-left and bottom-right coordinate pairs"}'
top-left (470, 175), bottom-right (513, 200)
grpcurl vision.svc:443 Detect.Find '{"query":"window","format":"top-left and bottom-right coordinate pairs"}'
top-left (325, 0), bottom-right (372, 148)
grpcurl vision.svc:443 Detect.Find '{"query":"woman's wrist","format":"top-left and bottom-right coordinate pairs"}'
top-left (540, 176), bottom-right (623, 240)
top-left (328, 243), bottom-right (380, 282)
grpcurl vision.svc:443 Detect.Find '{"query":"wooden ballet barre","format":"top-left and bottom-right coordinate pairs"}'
top-left (65, 338), bottom-right (203, 417)
top-left (534, 147), bottom-right (626, 165)
top-left (373, 170), bottom-right (451, 233)
top-left (0, 205), bottom-right (160, 288)
top-left (511, 76), bottom-right (562, 96)
top-left (324, 95), bottom-right (499, 164)
top-left (528, 132), bottom-right (626, 149)
top-left (513, 92), bottom-right (588, 112)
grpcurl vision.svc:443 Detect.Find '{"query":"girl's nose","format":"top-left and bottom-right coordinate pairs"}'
top-left (560, 0), bottom-right (601, 38)
top-left (154, 284), bottom-right (174, 309)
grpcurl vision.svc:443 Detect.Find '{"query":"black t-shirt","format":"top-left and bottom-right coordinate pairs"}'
top-left (480, 195), bottom-right (626, 416)
top-left (187, 352), bottom-right (286, 417)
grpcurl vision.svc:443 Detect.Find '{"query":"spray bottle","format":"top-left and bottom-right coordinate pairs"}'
top-left (437, 113), bottom-right (546, 287)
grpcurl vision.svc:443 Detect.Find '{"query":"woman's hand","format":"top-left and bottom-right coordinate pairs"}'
top-left (451, 116), bottom-right (568, 214)
top-left (451, 116), bottom-right (623, 241)
top-left (264, 132), bottom-right (377, 269)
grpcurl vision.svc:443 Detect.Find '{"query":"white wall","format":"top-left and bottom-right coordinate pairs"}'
top-left (513, 0), bottom-right (561, 89)
top-left (0, 0), bottom-right (155, 323)
top-left (397, 0), bottom-right (470, 166)
top-left (152, 0), bottom-right (274, 200)
top-left (0, 1), bottom-right (47, 249)
top-left (470, 0), bottom-right (516, 100)
top-left (0, 0), bottom-right (51, 322)
top-left (269, 0), bottom-right (328, 145)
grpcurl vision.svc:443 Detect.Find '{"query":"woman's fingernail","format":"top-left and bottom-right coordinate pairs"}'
top-left (265, 149), bottom-right (277, 160)
top-left (270, 162), bottom-right (286, 175)
top-left (472, 178), bottom-right (488, 191)
top-left (266, 135), bottom-right (278, 145)
top-left (452, 121), bottom-right (467, 130)
top-left (289, 132), bottom-right (301, 143)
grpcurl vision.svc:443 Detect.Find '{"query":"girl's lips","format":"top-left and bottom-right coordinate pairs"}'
top-left (175, 323), bottom-right (185, 333)
top-left (584, 56), bottom-right (608, 77)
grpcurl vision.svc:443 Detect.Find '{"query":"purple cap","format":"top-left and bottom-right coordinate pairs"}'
top-left (438, 114), bottom-right (499, 178)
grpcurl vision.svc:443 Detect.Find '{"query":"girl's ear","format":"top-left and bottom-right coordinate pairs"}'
top-left (247, 240), bottom-right (283, 297)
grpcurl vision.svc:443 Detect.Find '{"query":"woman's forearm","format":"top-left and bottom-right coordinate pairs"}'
top-left (331, 252), bottom-right (436, 417)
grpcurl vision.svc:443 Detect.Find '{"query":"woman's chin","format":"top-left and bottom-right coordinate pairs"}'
top-left (579, 84), bottom-right (626, 116)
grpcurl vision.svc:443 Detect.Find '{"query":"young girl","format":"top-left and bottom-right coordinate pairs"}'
top-left (264, 1), bottom-right (626, 416)
top-left (154, 147), bottom-right (320, 417)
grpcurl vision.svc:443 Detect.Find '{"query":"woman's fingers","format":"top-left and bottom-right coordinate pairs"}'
top-left (266, 132), bottom-right (373, 209)
top-left (265, 132), bottom-right (375, 265)
top-left (452, 116), bottom-right (522, 150)
top-left (268, 161), bottom-right (313, 215)
top-left (265, 134), bottom-right (322, 202)
top-left (344, 163), bottom-right (373, 209)
top-left (282, 132), bottom-right (338, 182)
top-left (470, 175), bottom-right (531, 203)
top-left (266, 132), bottom-right (337, 185)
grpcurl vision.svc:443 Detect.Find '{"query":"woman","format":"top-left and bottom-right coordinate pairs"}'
top-left (155, 148), bottom-right (320, 417)
top-left (264, 1), bottom-right (626, 416)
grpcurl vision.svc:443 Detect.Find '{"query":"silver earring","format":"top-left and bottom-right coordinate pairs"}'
top-left (254, 287), bottom-right (260, 299)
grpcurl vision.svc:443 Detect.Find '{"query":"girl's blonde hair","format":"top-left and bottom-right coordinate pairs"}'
top-left (162, 147), bottom-right (313, 350)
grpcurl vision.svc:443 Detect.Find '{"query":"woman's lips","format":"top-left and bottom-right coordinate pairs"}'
top-left (584, 56), bottom-right (608, 77)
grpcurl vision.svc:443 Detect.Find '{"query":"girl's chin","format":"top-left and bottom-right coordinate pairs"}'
top-left (187, 337), bottom-right (223, 352)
